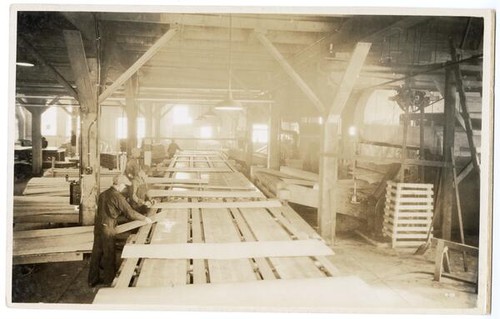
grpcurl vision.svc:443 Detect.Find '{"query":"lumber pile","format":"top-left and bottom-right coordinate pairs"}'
top-left (13, 226), bottom-right (94, 265)
top-left (13, 196), bottom-right (79, 225)
top-left (23, 176), bottom-right (114, 196)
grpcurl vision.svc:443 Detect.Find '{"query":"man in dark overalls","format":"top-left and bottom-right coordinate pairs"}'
top-left (88, 174), bottom-right (152, 288)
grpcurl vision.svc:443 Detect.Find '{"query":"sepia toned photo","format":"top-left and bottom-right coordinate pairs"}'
top-left (6, 4), bottom-right (495, 315)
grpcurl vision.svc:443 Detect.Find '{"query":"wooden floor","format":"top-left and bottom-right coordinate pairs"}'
top-left (94, 150), bottom-right (340, 308)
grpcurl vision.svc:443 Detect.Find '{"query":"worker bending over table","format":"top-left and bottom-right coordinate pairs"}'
top-left (88, 174), bottom-right (153, 288)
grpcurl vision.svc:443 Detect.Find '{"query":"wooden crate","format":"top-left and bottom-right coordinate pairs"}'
top-left (383, 181), bottom-right (434, 248)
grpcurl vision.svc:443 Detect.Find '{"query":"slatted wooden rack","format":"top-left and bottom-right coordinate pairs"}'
top-left (93, 150), bottom-right (339, 307)
top-left (383, 181), bottom-right (434, 248)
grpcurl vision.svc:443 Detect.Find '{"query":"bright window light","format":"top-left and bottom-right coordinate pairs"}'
top-left (42, 107), bottom-right (57, 136)
top-left (200, 126), bottom-right (213, 138)
top-left (116, 117), bottom-right (146, 140)
top-left (173, 105), bottom-right (192, 125)
top-left (252, 124), bottom-right (268, 143)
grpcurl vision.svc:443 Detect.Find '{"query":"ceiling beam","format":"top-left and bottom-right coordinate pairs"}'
top-left (99, 27), bottom-right (178, 103)
top-left (255, 31), bottom-right (325, 114)
top-left (18, 36), bottom-right (79, 100)
top-left (98, 13), bottom-right (340, 33)
top-left (63, 30), bottom-right (97, 110)
top-left (61, 12), bottom-right (97, 42)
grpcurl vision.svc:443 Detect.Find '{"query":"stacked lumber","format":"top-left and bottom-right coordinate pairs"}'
top-left (23, 176), bottom-right (114, 196)
top-left (43, 167), bottom-right (121, 178)
top-left (252, 166), bottom-right (320, 208)
top-left (13, 226), bottom-right (94, 265)
top-left (13, 196), bottom-right (79, 225)
top-left (383, 181), bottom-right (434, 248)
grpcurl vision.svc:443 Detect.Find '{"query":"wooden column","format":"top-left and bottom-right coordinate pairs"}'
top-left (245, 109), bottom-right (253, 169)
top-left (15, 106), bottom-right (27, 140)
top-left (267, 103), bottom-right (280, 169)
top-left (64, 30), bottom-right (99, 226)
top-left (71, 107), bottom-right (79, 157)
top-left (153, 104), bottom-right (162, 141)
top-left (24, 106), bottom-right (46, 176)
top-left (318, 42), bottom-right (371, 244)
top-left (144, 102), bottom-right (153, 139)
top-left (125, 74), bottom-right (138, 154)
top-left (441, 67), bottom-right (457, 240)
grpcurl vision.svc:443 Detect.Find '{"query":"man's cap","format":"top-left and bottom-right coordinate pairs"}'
top-left (113, 174), bottom-right (132, 186)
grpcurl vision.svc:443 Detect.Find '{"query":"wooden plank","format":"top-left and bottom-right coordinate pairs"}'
top-left (13, 231), bottom-right (93, 252)
top-left (279, 183), bottom-right (318, 208)
top-left (152, 200), bottom-right (282, 210)
top-left (114, 210), bottom-right (156, 288)
top-left (241, 208), bottom-right (325, 279)
top-left (147, 177), bottom-right (208, 184)
top-left (191, 202), bottom-right (207, 284)
top-left (135, 208), bottom-right (190, 287)
top-left (13, 226), bottom-right (94, 239)
top-left (93, 276), bottom-right (397, 308)
top-left (14, 214), bottom-right (79, 224)
top-left (201, 207), bottom-right (257, 283)
top-left (99, 28), bottom-right (178, 103)
top-left (13, 242), bottom-right (92, 256)
top-left (280, 166), bottom-right (319, 182)
top-left (147, 190), bottom-right (265, 199)
top-left (281, 178), bottom-right (318, 187)
top-left (123, 240), bottom-right (333, 260)
top-left (159, 167), bottom-right (233, 173)
top-left (431, 238), bottom-right (479, 255)
top-left (13, 252), bottom-right (84, 265)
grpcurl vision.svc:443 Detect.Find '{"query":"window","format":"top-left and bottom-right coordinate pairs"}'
top-left (41, 107), bottom-right (57, 136)
top-left (173, 105), bottom-right (192, 125)
top-left (116, 117), bottom-right (146, 140)
top-left (200, 126), bottom-right (213, 138)
top-left (252, 124), bottom-right (268, 143)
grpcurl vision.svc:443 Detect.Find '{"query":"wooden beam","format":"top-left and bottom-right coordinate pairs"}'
top-left (23, 106), bottom-right (46, 176)
top-left (61, 12), bottom-right (97, 42)
top-left (457, 160), bottom-right (474, 184)
top-left (18, 36), bottom-right (79, 100)
top-left (441, 67), bottom-right (457, 240)
top-left (98, 13), bottom-right (339, 33)
top-left (329, 42), bottom-right (372, 115)
top-left (99, 27), bottom-right (178, 103)
top-left (267, 104), bottom-right (281, 170)
top-left (125, 74), bottom-right (138, 153)
top-left (255, 31), bottom-right (325, 114)
top-left (64, 29), bottom-right (99, 226)
top-left (318, 42), bottom-right (371, 244)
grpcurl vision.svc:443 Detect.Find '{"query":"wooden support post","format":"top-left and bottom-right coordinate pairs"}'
top-left (153, 104), bottom-right (162, 141)
top-left (71, 107), bottom-right (79, 157)
top-left (64, 30), bottom-right (99, 226)
top-left (15, 106), bottom-right (27, 140)
top-left (268, 103), bottom-right (280, 170)
top-left (245, 109), bottom-right (253, 169)
top-left (419, 106), bottom-right (425, 181)
top-left (125, 74), bottom-right (138, 153)
top-left (24, 106), bottom-right (47, 176)
top-left (440, 67), bottom-right (456, 240)
top-left (144, 102), bottom-right (153, 140)
top-left (318, 42), bottom-right (371, 244)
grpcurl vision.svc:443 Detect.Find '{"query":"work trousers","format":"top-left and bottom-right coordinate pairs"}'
top-left (88, 225), bottom-right (117, 287)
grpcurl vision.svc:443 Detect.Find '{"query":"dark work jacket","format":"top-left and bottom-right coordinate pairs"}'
top-left (95, 186), bottom-right (146, 233)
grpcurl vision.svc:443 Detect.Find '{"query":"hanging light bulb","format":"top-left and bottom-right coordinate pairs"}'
top-left (215, 14), bottom-right (242, 111)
